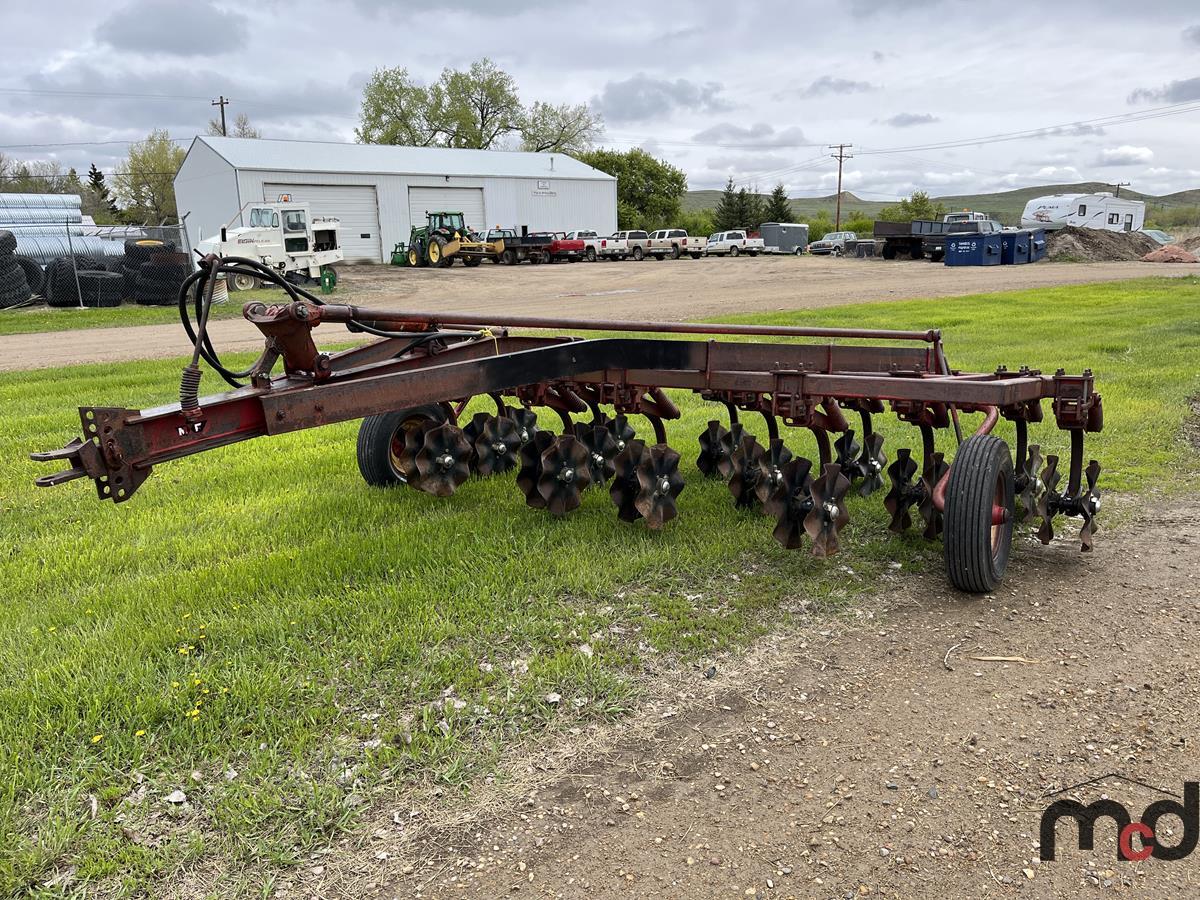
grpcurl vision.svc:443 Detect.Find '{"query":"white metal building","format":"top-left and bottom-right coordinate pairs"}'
top-left (173, 136), bottom-right (618, 263)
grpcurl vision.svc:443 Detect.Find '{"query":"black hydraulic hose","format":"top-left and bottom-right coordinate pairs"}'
top-left (177, 255), bottom-right (447, 393)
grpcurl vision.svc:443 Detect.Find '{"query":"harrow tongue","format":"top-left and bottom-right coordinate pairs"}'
top-left (30, 255), bottom-right (1107, 593)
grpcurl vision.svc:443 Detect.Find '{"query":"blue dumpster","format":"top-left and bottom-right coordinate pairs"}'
top-left (1000, 230), bottom-right (1030, 265)
top-left (1028, 228), bottom-right (1047, 262)
top-left (944, 233), bottom-right (1002, 266)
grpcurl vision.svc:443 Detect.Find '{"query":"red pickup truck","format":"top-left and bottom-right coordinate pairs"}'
top-left (531, 231), bottom-right (585, 263)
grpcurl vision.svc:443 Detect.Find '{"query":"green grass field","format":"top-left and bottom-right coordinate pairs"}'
top-left (1, 277), bottom-right (1197, 896)
top-left (0, 290), bottom-right (272, 337)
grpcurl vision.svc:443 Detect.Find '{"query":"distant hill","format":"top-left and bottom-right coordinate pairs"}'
top-left (684, 182), bottom-right (1199, 226)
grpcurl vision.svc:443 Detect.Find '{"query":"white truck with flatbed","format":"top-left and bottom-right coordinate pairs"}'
top-left (705, 230), bottom-right (765, 257)
top-left (647, 228), bottom-right (707, 260)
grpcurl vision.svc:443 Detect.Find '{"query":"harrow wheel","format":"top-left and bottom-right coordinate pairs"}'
top-left (754, 438), bottom-right (794, 508)
top-left (919, 453), bottom-right (949, 540)
top-left (1035, 455), bottom-right (1061, 545)
top-left (356, 404), bottom-right (447, 487)
top-left (606, 414), bottom-right (637, 453)
top-left (883, 448), bottom-right (920, 533)
top-left (507, 407), bottom-right (539, 445)
top-left (633, 443), bottom-right (686, 529)
top-left (1016, 443), bottom-right (1043, 523)
top-left (804, 463), bottom-right (851, 558)
top-left (725, 434), bottom-right (763, 509)
top-left (410, 422), bottom-right (473, 497)
top-left (471, 413), bottom-right (523, 477)
top-left (696, 420), bottom-right (729, 477)
top-left (943, 434), bottom-right (1014, 593)
top-left (516, 431), bottom-right (557, 509)
top-left (574, 421), bottom-right (620, 485)
top-left (1078, 460), bottom-right (1102, 552)
top-left (857, 433), bottom-right (886, 497)
top-left (536, 435), bottom-right (593, 516)
top-left (714, 422), bottom-right (748, 479)
top-left (610, 439), bottom-right (648, 522)
top-left (763, 457), bottom-right (814, 549)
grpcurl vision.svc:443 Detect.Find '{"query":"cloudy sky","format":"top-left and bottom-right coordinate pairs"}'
top-left (4, 0), bottom-right (1200, 200)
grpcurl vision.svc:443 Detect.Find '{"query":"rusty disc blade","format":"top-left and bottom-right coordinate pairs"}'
top-left (883, 448), bottom-right (918, 533)
top-left (610, 439), bottom-right (648, 522)
top-left (473, 414), bottom-right (522, 477)
top-left (633, 443), bottom-right (685, 529)
top-left (858, 432), bottom-right (886, 497)
top-left (536, 435), bottom-right (593, 516)
top-left (606, 414), bottom-right (637, 453)
top-left (764, 456), bottom-right (814, 550)
top-left (804, 462), bottom-right (851, 558)
top-left (1035, 454), bottom-right (1060, 545)
top-left (1018, 443), bottom-right (1043, 524)
top-left (412, 422), bottom-right (472, 497)
top-left (506, 407), bottom-right (539, 445)
top-left (696, 420), bottom-right (729, 478)
top-left (754, 437), bottom-right (794, 509)
top-left (918, 452), bottom-right (948, 540)
top-left (726, 434), bottom-right (763, 509)
top-left (715, 422), bottom-right (748, 479)
top-left (516, 431), bottom-right (555, 509)
top-left (578, 423), bottom-right (619, 486)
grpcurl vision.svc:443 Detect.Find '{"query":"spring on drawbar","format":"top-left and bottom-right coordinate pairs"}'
top-left (179, 364), bottom-right (202, 413)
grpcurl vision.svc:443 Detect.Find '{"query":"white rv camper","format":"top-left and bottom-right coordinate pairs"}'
top-left (1019, 192), bottom-right (1145, 232)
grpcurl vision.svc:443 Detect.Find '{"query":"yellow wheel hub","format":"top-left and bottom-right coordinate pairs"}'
top-left (408, 248), bottom-right (418, 266)
top-left (428, 242), bottom-right (441, 263)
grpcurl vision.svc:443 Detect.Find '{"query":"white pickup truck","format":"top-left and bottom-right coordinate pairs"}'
top-left (647, 228), bottom-right (707, 260)
top-left (565, 230), bottom-right (630, 261)
top-left (611, 229), bottom-right (650, 260)
top-left (705, 230), bottom-right (765, 257)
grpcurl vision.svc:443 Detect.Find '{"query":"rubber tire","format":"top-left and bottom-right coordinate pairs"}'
top-left (794, 246), bottom-right (804, 256)
top-left (0, 231), bottom-right (16, 254)
top-left (585, 247), bottom-right (596, 262)
top-left (230, 272), bottom-right (261, 292)
top-left (463, 256), bottom-right (482, 267)
top-left (730, 246), bottom-right (739, 258)
top-left (356, 404), bottom-right (448, 487)
top-left (529, 251), bottom-right (542, 265)
top-left (502, 249), bottom-right (518, 266)
top-left (690, 253), bottom-right (702, 259)
top-left (78, 271), bottom-right (124, 308)
top-left (428, 235), bottom-right (447, 267)
top-left (632, 246), bottom-right (643, 261)
top-left (747, 251), bottom-right (758, 257)
top-left (909, 245), bottom-right (924, 261)
top-left (670, 245), bottom-right (681, 260)
top-left (882, 244), bottom-right (897, 260)
top-left (943, 434), bottom-right (1015, 593)
top-left (832, 247), bottom-right (842, 258)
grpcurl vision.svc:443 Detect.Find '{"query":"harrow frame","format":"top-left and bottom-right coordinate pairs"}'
top-left (33, 279), bottom-right (1105, 592)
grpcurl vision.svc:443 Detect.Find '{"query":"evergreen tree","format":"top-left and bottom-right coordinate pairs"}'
top-left (713, 176), bottom-right (740, 231)
top-left (764, 183), bottom-right (793, 222)
top-left (736, 187), bottom-right (766, 231)
top-left (85, 162), bottom-right (120, 222)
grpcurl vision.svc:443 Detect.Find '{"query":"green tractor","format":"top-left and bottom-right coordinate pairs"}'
top-left (407, 211), bottom-right (468, 268)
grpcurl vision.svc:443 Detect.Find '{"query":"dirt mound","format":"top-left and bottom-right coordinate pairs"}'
top-left (1045, 225), bottom-right (1157, 262)
top-left (1143, 245), bottom-right (1199, 263)
top-left (1179, 235), bottom-right (1200, 252)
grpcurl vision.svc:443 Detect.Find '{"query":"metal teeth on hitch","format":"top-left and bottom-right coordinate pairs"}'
top-left (805, 463), bottom-right (852, 558)
top-left (762, 457), bottom-right (814, 550)
top-left (409, 422), bottom-right (472, 497)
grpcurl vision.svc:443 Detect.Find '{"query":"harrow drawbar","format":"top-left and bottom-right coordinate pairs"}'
top-left (32, 255), bottom-right (1104, 592)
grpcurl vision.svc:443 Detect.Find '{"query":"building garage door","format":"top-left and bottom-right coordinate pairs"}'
top-left (263, 183), bottom-right (382, 263)
top-left (408, 187), bottom-right (486, 235)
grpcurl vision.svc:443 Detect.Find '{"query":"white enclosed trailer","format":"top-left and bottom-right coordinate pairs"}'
top-left (1019, 193), bottom-right (1145, 232)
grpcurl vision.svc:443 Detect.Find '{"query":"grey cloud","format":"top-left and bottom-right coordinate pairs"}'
top-left (1128, 75), bottom-right (1200, 103)
top-left (1184, 25), bottom-right (1200, 44)
top-left (880, 112), bottom-right (939, 127)
top-left (96, 0), bottom-right (248, 56)
top-left (591, 74), bottom-right (731, 123)
top-left (1038, 123), bottom-right (1106, 137)
top-left (690, 123), bottom-right (808, 147)
top-left (802, 76), bottom-right (875, 97)
top-left (872, 50), bottom-right (886, 63)
top-left (1096, 145), bottom-right (1154, 166)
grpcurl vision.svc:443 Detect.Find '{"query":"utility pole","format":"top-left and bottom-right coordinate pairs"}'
top-left (829, 143), bottom-right (853, 229)
top-left (211, 95), bottom-right (229, 136)
top-left (1110, 181), bottom-right (1130, 198)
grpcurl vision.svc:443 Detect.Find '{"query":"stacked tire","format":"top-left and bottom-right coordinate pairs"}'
top-left (0, 230), bottom-right (34, 309)
top-left (120, 238), bottom-right (175, 300)
top-left (133, 250), bottom-right (190, 306)
top-left (44, 256), bottom-right (108, 307)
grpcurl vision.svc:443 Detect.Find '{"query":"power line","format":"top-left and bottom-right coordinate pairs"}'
top-left (211, 95), bottom-right (229, 137)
